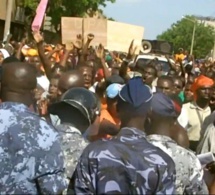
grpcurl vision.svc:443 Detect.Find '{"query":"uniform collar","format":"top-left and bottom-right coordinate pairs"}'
top-left (57, 123), bottom-right (82, 135)
top-left (147, 134), bottom-right (177, 144)
top-left (0, 102), bottom-right (37, 115)
top-left (118, 127), bottom-right (146, 139)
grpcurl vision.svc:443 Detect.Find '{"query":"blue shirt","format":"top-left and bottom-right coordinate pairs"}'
top-left (68, 127), bottom-right (176, 194)
top-left (0, 102), bottom-right (67, 194)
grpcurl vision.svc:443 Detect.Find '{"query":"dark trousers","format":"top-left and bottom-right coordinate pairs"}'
top-left (189, 140), bottom-right (199, 152)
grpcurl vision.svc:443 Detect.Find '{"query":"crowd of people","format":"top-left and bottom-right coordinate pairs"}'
top-left (1, 30), bottom-right (215, 194)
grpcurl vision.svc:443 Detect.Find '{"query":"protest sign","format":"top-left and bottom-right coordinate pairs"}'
top-left (61, 17), bottom-right (144, 52)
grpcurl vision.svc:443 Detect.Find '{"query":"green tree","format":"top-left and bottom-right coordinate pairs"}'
top-left (108, 17), bottom-right (115, 21)
top-left (157, 15), bottom-right (215, 58)
top-left (24, 0), bottom-right (115, 31)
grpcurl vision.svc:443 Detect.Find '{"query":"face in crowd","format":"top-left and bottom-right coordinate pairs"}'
top-left (142, 66), bottom-right (157, 86)
top-left (48, 77), bottom-right (59, 103)
top-left (184, 83), bottom-right (193, 102)
top-left (157, 77), bottom-right (174, 96)
top-left (79, 66), bottom-right (93, 89)
top-left (173, 78), bottom-right (183, 96)
top-left (196, 86), bottom-right (212, 101)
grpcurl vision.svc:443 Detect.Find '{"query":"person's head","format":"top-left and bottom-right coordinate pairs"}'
top-left (184, 50), bottom-right (188, 56)
top-left (111, 67), bottom-right (120, 75)
top-left (106, 83), bottom-right (123, 120)
top-left (117, 77), bottom-right (153, 130)
top-left (1, 62), bottom-right (37, 106)
top-left (157, 75), bottom-right (174, 96)
top-left (49, 87), bottom-right (100, 134)
top-left (167, 94), bottom-right (189, 148)
top-left (2, 56), bottom-right (20, 64)
top-left (178, 48), bottom-right (184, 54)
top-left (0, 56), bottom-right (20, 95)
top-left (34, 84), bottom-right (45, 102)
top-left (48, 75), bottom-right (60, 103)
top-left (106, 75), bottom-right (125, 87)
top-left (184, 82), bottom-right (193, 103)
top-left (79, 66), bottom-right (93, 89)
top-left (148, 92), bottom-right (182, 137)
top-left (27, 55), bottom-right (40, 66)
top-left (173, 76), bottom-right (184, 95)
top-left (168, 69), bottom-right (177, 77)
top-left (26, 55), bottom-right (43, 75)
top-left (142, 65), bottom-right (157, 86)
top-left (0, 49), bottom-right (10, 64)
top-left (191, 75), bottom-right (214, 102)
top-left (154, 62), bottom-right (162, 72)
top-left (134, 59), bottom-right (145, 75)
top-left (58, 70), bottom-right (85, 96)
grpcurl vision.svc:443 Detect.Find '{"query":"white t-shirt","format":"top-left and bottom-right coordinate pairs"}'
top-left (37, 75), bottom-right (50, 92)
top-left (89, 82), bottom-right (99, 93)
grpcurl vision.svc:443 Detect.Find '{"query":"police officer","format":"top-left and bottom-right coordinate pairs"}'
top-left (49, 87), bottom-right (100, 179)
top-left (68, 77), bottom-right (176, 194)
top-left (0, 62), bottom-right (67, 194)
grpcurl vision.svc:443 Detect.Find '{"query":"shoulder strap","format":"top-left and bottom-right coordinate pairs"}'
top-left (195, 108), bottom-right (203, 126)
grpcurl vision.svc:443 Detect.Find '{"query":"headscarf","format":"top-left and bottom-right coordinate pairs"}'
top-left (26, 49), bottom-right (38, 57)
top-left (0, 49), bottom-right (10, 59)
top-left (191, 75), bottom-right (214, 100)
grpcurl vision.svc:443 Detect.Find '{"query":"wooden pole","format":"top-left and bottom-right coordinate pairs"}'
top-left (3, 0), bottom-right (13, 41)
top-left (82, 18), bottom-right (84, 49)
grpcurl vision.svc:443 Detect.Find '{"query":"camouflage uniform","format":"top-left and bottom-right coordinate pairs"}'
top-left (55, 124), bottom-right (89, 179)
top-left (147, 134), bottom-right (208, 195)
top-left (0, 102), bottom-right (67, 194)
top-left (68, 127), bottom-right (176, 194)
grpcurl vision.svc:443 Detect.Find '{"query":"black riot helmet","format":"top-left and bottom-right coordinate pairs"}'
top-left (49, 87), bottom-right (100, 125)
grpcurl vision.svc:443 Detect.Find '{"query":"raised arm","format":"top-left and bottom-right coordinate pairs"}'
top-left (33, 31), bottom-right (53, 80)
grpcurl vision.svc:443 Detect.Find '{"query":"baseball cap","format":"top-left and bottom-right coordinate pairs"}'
top-left (106, 83), bottom-right (123, 99)
top-left (118, 77), bottom-right (153, 115)
top-left (151, 92), bottom-right (182, 117)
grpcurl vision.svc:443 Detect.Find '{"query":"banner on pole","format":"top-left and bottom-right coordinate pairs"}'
top-left (31, 0), bottom-right (49, 32)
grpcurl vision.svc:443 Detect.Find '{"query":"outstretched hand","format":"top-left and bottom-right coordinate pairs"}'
top-left (87, 33), bottom-right (95, 41)
top-left (73, 34), bottom-right (83, 49)
top-left (32, 31), bottom-right (43, 43)
top-left (95, 44), bottom-right (104, 59)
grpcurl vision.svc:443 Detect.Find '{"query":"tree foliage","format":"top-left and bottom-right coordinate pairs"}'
top-left (23, 0), bottom-right (115, 31)
top-left (157, 15), bottom-right (215, 58)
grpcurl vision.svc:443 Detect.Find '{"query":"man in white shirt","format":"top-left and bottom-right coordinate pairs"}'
top-left (178, 75), bottom-right (214, 151)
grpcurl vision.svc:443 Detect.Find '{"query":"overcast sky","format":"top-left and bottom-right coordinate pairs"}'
top-left (103, 0), bottom-right (215, 39)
